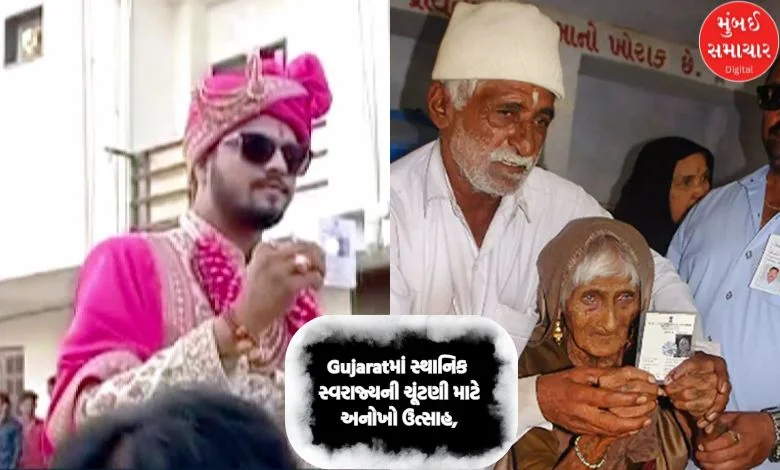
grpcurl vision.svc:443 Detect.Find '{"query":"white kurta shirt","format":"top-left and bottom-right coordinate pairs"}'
top-left (390, 140), bottom-right (706, 439)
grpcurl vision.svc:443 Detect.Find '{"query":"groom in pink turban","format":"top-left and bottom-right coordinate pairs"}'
top-left (45, 50), bottom-right (332, 458)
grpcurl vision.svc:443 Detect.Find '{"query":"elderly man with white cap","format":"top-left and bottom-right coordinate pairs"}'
top-left (390, 0), bottom-right (730, 464)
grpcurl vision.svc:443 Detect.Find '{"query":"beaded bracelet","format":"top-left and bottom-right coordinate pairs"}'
top-left (222, 310), bottom-right (285, 369)
top-left (573, 436), bottom-right (607, 469)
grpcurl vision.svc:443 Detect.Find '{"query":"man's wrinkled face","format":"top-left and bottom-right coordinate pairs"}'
top-left (206, 115), bottom-right (300, 230)
top-left (564, 275), bottom-right (641, 359)
top-left (763, 67), bottom-right (780, 172)
top-left (447, 80), bottom-right (555, 196)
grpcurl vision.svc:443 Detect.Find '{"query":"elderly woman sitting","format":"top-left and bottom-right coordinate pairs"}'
top-left (496, 218), bottom-right (724, 470)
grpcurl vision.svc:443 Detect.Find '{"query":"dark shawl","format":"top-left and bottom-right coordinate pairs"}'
top-left (613, 137), bottom-right (714, 256)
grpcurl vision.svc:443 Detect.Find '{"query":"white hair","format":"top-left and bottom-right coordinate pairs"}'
top-left (560, 235), bottom-right (640, 308)
top-left (443, 79), bottom-right (481, 109)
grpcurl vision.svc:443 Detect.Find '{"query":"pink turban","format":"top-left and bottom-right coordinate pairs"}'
top-left (184, 50), bottom-right (332, 167)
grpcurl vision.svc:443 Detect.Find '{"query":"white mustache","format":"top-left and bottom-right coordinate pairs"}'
top-left (489, 147), bottom-right (537, 169)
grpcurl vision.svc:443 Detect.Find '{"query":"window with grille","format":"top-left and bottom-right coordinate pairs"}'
top-left (212, 38), bottom-right (287, 73)
top-left (0, 347), bottom-right (24, 406)
top-left (4, 6), bottom-right (43, 66)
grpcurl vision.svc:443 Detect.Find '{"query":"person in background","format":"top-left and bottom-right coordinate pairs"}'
top-left (667, 62), bottom-right (780, 469)
top-left (45, 48), bottom-right (332, 464)
top-left (390, 0), bottom-right (729, 446)
top-left (46, 377), bottom-right (55, 399)
top-left (17, 392), bottom-right (45, 469)
top-left (613, 136), bottom-right (714, 256)
top-left (0, 393), bottom-right (21, 469)
top-left (51, 386), bottom-right (296, 470)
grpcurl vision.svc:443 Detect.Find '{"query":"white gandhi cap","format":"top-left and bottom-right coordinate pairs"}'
top-left (431, 1), bottom-right (565, 99)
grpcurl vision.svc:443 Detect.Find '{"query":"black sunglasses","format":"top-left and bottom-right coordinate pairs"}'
top-left (235, 133), bottom-right (311, 176)
top-left (758, 84), bottom-right (780, 111)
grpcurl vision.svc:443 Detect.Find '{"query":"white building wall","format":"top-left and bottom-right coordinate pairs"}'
top-left (85, 0), bottom-right (133, 248)
top-left (0, 1), bottom-right (87, 281)
top-left (130, 0), bottom-right (178, 150)
top-left (0, 308), bottom-right (71, 414)
top-left (0, 0), bottom-right (126, 401)
top-left (0, 0), bottom-right (130, 282)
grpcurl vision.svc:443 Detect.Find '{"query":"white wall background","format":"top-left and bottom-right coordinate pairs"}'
top-left (85, 0), bottom-right (132, 253)
top-left (391, 33), bottom-right (439, 114)
top-left (567, 57), bottom-right (765, 207)
top-left (0, 308), bottom-right (71, 415)
top-left (130, 0), bottom-right (178, 150)
top-left (0, 0), bottom-right (125, 412)
top-left (0, 0), bottom-right (87, 281)
top-left (0, 0), bottom-right (129, 282)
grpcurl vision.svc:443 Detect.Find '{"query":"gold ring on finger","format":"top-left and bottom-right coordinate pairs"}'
top-left (294, 253), bottom-right (311, 272)
top-left (728, 430), bottom-right (740, 443)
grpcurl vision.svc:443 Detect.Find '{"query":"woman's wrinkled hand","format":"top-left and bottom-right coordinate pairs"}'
top-left (537, 366), bottom-right (657, 438)
top-left (663, 352), bottom-right (730, 428)
top-left (597, 366), bottom-right (661, 419)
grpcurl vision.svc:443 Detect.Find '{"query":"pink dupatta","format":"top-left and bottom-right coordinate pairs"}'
top-left (44, 235), bottom-right (165, 457)
top-left (44, 231), bottom-right (320, 459)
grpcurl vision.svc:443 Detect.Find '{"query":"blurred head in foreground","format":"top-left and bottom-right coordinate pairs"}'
top-left (51, 387), bottom-right (296, 470)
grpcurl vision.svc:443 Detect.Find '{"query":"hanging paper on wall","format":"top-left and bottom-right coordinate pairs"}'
top-left (319, 217), bottom-right (358, 289)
